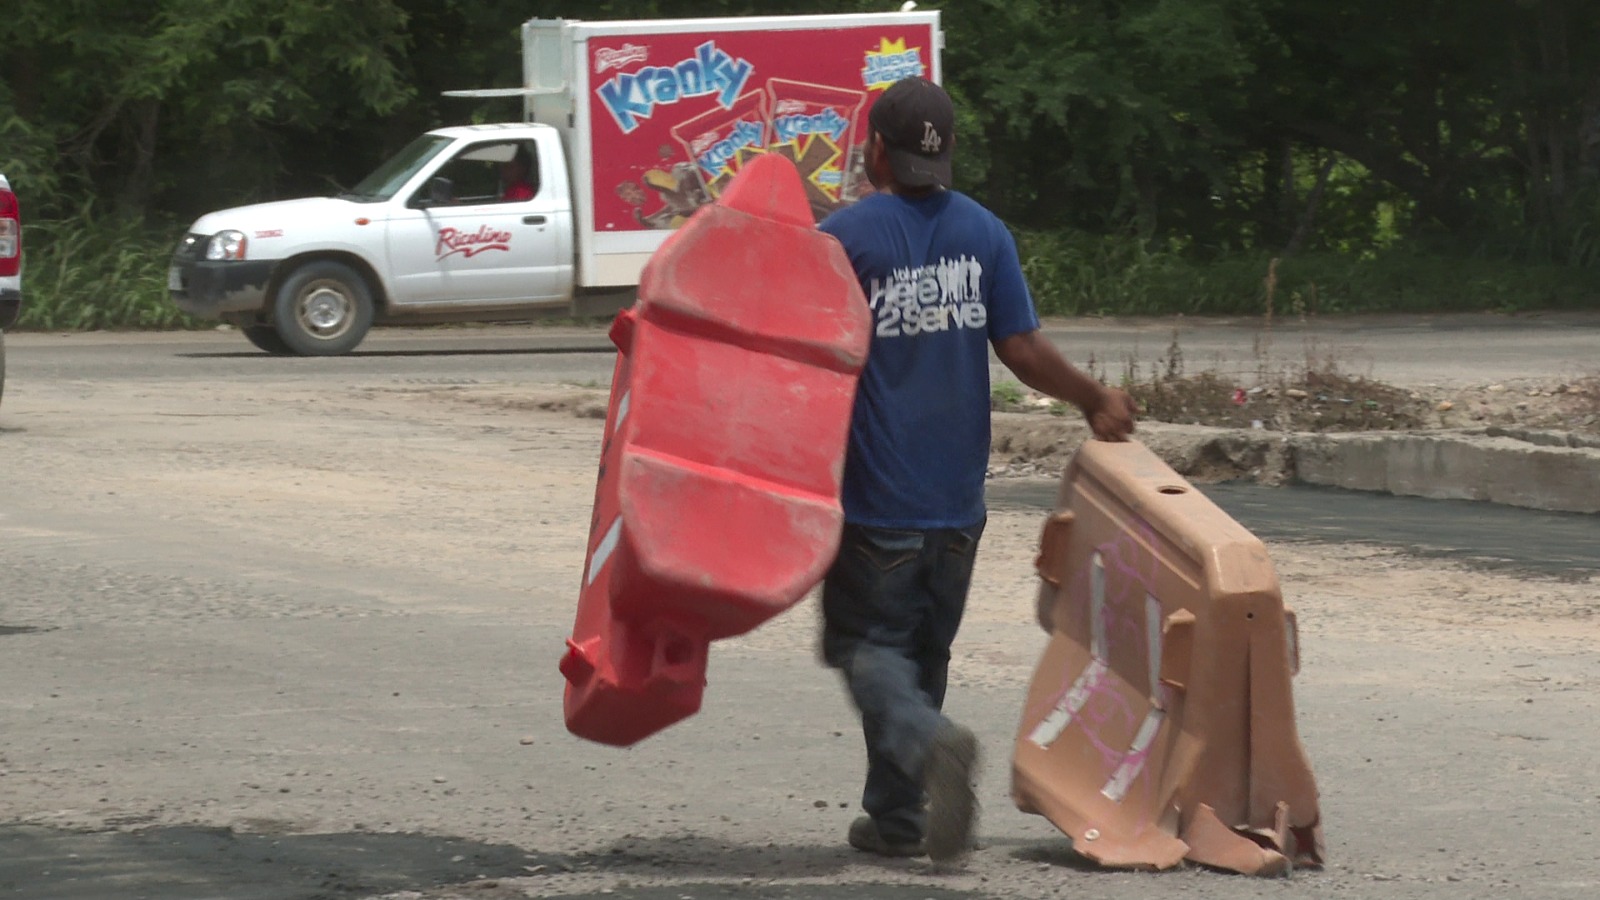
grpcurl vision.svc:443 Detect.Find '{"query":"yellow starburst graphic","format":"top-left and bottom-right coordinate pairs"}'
top-left (861, 37), bottom-right (926, 91)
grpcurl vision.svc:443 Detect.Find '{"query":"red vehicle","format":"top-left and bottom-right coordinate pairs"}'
top-left (0, 173), bottom-right (21, 408)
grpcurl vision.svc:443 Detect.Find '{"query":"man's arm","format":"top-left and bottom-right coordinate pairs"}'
top-left (993, 329), bottom-right (1138, 442)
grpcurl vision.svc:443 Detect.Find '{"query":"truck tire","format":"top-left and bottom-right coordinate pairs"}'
top-left (0, 330), bottom-right (6, 410)
top-left (241, 325), bottom-right (293, 355)
top-left (272, 261), bottom-right (374, 356)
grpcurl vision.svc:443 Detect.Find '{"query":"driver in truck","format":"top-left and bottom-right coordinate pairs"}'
top-left (499, 145), bottom-right (536, 202)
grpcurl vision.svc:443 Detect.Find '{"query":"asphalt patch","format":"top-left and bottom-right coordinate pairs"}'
top-left (986, 480), bottom-right (1600, 578)
top-left (0, 824), bottom-right (544, 900)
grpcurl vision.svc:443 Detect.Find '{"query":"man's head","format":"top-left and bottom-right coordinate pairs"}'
top-left (501, 145), bottom-right (532, 184)
top-left (866, 77), bottom-right (955, 194)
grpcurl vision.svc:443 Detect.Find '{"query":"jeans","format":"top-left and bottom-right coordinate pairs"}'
top-left (821, 519), bottom-right (986, 844)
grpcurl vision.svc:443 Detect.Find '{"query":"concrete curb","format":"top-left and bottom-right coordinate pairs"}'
top-left (989, 414), bottom-right (1600, 515)
top-left (453, 387), bottom-right (1600, 515)
top-left (1292, 428), bottom-right (1600, 514)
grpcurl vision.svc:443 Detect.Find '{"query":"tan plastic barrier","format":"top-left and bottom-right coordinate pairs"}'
top-left (1013, 439), bottom-right (1325, 876)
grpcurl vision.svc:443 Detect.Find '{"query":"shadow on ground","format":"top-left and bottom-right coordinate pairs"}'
top-left (0, 825), bottom-right (1003, 900)
top-left (540, 885), bottom-right (984, 900)
top-left (1008, 841), bottom-right (1106, 873)
top-left (0, 824), bottom-right (543, 900)
top-left (584, 832), bottom-right (857, 879)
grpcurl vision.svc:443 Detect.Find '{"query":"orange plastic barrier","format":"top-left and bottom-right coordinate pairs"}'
top-left (1014, 439), bottom-right (1325, 875)
top-left (560, 154), bottom-right (871, 747)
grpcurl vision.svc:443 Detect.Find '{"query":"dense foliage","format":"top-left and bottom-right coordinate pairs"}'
top-left (3, 0), bottom-right (1597, 327)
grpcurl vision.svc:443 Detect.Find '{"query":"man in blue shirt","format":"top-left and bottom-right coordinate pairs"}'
top-left (818, 76), bottom-right (1138, 866)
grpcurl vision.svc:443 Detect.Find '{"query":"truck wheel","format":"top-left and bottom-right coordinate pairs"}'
top-left (241, 325), bottom-right (293, 355)
top-left (272, 261), bottom-right (374, 356)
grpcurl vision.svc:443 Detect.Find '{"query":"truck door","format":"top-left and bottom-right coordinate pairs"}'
top-left (384, 138), bottom-right (568, 307)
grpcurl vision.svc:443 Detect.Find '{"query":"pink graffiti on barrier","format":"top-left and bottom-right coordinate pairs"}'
top-left (1031, 515), bottom-right (1168, 778)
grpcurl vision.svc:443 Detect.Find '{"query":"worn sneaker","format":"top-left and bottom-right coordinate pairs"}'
top-left (847, 815), bottom-right (926, 858)
top-left (923, 722), bottom-right (980, 865)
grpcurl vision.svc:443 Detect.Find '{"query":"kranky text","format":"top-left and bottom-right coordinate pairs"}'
top-left (597, 41), bottom-right (753, 134)
top-left (772, 108), bottom-right (850, 144)
top-left (694, 120), bottom-right (764, 179)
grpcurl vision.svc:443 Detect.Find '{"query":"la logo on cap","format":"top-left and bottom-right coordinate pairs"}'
top-left (921, 121), bottom-right (941, 154)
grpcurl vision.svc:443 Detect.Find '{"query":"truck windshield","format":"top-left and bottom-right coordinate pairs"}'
top-left (340, 135), bottom-right (454, 202)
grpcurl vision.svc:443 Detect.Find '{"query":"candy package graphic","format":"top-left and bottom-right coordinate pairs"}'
top-left (590, 24), bottom-right (934, 231)
top-left (670, 91), bottom-right (771, 200)
top-left (766, 79), bottom-right (869, 219)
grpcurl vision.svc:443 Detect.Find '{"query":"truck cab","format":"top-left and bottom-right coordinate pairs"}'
top-left (169, 124), bottom-right (578, 355)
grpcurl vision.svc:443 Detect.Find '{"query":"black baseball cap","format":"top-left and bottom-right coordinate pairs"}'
top-left (868, 76), bottom-right (954, 189)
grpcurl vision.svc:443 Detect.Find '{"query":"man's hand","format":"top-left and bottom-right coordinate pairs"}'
top-left (1085, 385), bottom-right (1138, 442)
top-left (994, 330), bottom-right (1141, 441)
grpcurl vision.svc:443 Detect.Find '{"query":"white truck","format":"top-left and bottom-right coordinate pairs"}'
top-left (168, 10), bottom-right (943, 355)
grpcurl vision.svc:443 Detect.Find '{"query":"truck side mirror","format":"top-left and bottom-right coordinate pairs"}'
top-left (421, 176), bottom-right (454, 208)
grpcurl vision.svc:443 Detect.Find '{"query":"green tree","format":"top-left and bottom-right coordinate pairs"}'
top-left (1, 0), bottom-right (414, 218)
top-left (944, 0), bottom-right (1267, 238)
top-left (1248, 0), bottom-right (1600, 261)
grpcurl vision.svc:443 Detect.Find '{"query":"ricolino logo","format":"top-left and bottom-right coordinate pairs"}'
top-left (596, 41), bottom-right (754, 134)
top-left (436, 225), bottom-right (513, 260)
top-left (595, 44), bottom-right (649, 74)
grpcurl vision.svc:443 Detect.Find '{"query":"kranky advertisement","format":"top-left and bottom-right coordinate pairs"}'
top-left (588, 24), bottom-right (935, 232)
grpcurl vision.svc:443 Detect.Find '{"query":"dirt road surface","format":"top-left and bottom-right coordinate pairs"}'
top-left (1, 326), bottom-right (1597, 900)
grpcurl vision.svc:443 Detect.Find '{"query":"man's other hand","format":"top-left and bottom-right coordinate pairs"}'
top-left (1086, 385), bottom-right (1138, 442)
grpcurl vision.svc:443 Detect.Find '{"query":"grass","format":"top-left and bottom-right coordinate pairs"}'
top-left (990, 380), bottom-right (1025, 410)
top-left (1007, 300), bottom-right (1444, 434)
top-left (1018, 230), bottom-right (1600, 317)
top-left (1100, 330), bottom-right (1430, 433)
top-left (16, 205), bottom-right (199, 331)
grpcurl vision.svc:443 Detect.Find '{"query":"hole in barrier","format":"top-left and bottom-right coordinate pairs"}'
top-left (1157, 485), bottom-right (1189, 495)
top-left (661, 638), bottom-right (693, 667)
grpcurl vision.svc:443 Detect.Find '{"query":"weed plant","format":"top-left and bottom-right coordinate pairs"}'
top-left (15, 204), bottom-right (197, 331)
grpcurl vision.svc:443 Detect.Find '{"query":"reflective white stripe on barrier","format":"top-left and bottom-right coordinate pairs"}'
top-left (615, 390), bottom-right (631, 429)
top-left (586, 518), bottom-right (623, 587)
top-left (1029, 657), bottom-right (1109, 749)
top-left (1089, 552), bottom-right (1106, 659)
top-left (1101, 707), bottom-right (1166, 802)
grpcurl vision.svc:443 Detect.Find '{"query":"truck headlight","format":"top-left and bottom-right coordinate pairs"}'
top-left (205, 230), bottom-right (248, 260)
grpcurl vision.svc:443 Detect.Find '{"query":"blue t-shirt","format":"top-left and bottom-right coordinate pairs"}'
top-left (819, 190), bottom-right (1040, 529)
